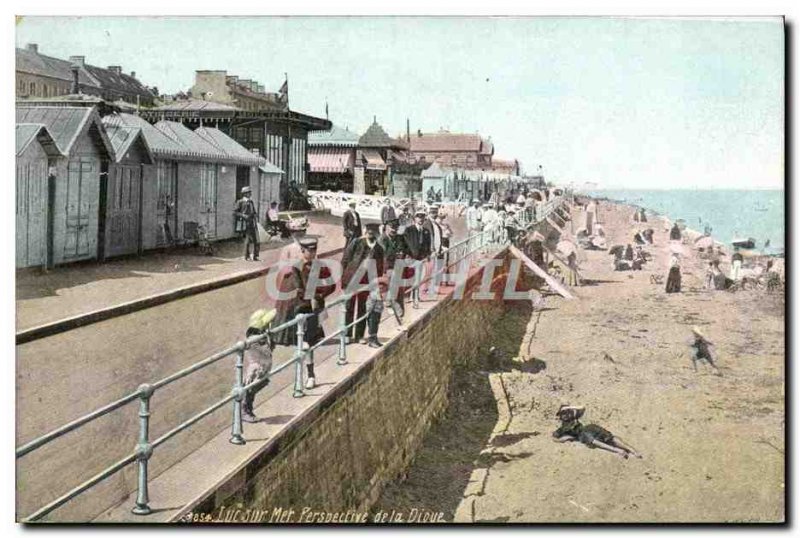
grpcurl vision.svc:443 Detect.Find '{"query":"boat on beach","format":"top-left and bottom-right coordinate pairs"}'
top-left (731, 237), bottom-right (757, 249)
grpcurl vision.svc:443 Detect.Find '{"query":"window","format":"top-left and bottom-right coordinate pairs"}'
top-left (29, 82), bottom-right (35, 96)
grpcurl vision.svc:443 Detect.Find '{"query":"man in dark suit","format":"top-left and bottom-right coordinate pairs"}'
top-left (379, 218), bottom-right (410, 318)
top-left (380, 199), bottom-right (397, 233)
top-left (341, 223), bottom-right (385, 347)
top-left (402, 210), bottom-right (431, 307)
top-left (233, 186), bottom-right (259, 261)
top-left (342, 200), bottom-right (362, 248)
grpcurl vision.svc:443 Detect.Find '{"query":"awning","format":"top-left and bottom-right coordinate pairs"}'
top-left (308, 148), bottom-right (353, 174)
top-left (362, 149), bottom-right (386, 170)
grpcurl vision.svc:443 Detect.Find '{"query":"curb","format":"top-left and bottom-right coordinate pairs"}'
top-left (16, 246), bottom-right (345, 346)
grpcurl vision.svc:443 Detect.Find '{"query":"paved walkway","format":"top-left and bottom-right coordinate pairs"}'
top-left (16, 214), bottom-right (348, 332)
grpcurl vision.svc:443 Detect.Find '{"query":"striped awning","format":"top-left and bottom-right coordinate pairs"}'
top-left (362, 148), bottom-right (386, 170)
top-left (308, 148), bottom-right (353, 173)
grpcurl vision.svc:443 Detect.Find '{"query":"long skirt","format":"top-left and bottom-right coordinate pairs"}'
top-left (665, 267), bottom-right (682, 293)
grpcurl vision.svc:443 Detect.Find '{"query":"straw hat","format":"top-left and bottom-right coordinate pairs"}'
top-left (691, 326), bottom-right (708, 340)
top-left (249, 309), bottom-right (277, 331)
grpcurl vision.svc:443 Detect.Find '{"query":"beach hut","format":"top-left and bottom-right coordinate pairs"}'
top-left (15, 123), bottom-right (63, 268)
top-left (16, 105), bottom-right (115, 266)
top-left (101, 115), bottom-right (155, 258)
top-left (105, 113), bottom-right (268, 249)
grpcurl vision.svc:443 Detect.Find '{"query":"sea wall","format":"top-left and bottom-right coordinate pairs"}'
top-left (185, 251), bottom-right (516, 519)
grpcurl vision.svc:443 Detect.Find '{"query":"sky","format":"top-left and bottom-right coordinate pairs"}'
top-left (15, 16), bottom-right (784, 189)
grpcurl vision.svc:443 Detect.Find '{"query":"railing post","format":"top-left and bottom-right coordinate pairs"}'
top-left (338, 294), bottom-right (349, 365)
top-left (293, 315), bottom-right (306, 398)
top-left (132, 383), bottom-right (154, 515)
top-left (229, 341), bottom-right (246, 446)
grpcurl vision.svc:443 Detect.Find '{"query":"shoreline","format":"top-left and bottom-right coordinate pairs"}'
top-left (583, 193), bottom-right (785, 259)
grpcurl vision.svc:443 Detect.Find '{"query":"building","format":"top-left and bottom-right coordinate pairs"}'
top-left (105, 113), bottom-right (269, 250)
top-left (355, 118), bottom-right (409, 195)
top-left (15, 124), bottom-right (63, 268)
top-left (188, 70), bottom-right (287, 112)
top-left (491, 158), bottom-right (521, 176)
top-left (143, 84), bottom-right (330, 205)
top-left (16, 105), bottom-right (115, 266)
top-left (307, 124), bottom-right (360, 192)
top-left (16, 44), bottom-right (156, 107)
top-left (407, 130), bottom-right (494, 170)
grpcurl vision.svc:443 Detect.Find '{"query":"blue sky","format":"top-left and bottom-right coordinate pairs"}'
top-left (16, 16), bottom-right (784, 189)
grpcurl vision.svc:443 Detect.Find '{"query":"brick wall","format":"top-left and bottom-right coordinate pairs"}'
top-left (189, 251), bottom-right (513, 518)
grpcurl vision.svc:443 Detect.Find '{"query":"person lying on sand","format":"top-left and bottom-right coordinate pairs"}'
top-left (552, 405), bottom-right (643, 459)
top-left (690, 326), bottom-right (722, 376)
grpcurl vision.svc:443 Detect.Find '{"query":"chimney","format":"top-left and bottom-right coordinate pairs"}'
top-left (70, 65), bottom-right (80, 94)
top-left (130, 71), bottom-right (136, 79)
top-left (108, 66), bottom-right (122, 75)
top-left (69, 55), bottom-right (85, 67)
top-left (250, 81), bottom-right (258, 92)
top-left (417, 129), bottom-right (422, 137)
top-left (26, 43), bottom-right (38, 53)
top-left (406, 118), bottom-right (410, 143)
top-left (257, 84), bottom-right (264, 93)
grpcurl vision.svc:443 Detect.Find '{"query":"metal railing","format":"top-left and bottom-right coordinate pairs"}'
top-left (16, 192), bottom-right (570, 522)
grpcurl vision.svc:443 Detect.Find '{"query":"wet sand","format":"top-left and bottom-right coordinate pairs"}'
top-left (375, 199), bottom-right (785, 523)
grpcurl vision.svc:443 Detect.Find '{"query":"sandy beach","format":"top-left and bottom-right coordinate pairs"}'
top-left (374, 198), bottom-right (785, 523)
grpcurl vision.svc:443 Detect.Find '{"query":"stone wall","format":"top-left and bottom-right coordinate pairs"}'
top-left (189, 252), bottom-right (514, 519)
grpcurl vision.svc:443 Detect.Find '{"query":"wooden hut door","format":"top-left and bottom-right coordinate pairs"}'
top-left (200, 164), bottom-right (218, 238)
top-left (15, 160), bottom-right (48, 268)
top-left (156, 161), bottom-right (178, 246)
top-left (105, 165), bottom-right (141, 257)
top-left (63, 158), bottom-right (95, 260)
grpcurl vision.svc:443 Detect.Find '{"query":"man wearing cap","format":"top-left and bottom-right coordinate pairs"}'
top-left (379, 218), bottom-right (410, 317)
top-left (343, 200), bottom-right (362, 249)
top-left (272, 237), bottom-right (336, 387)
top-left (423, 204), bottom-right (443, 256)
top-left (341, 223), bottom-right (386, 347)
top-left (241, 309), bottom-right (276, 423)
top-left (423, 205), bottom-right (444, 291)
top-left (234, 186), bottom-right (260, 261)
top-left (403, 210), bottom-right (431, 307)
top-left (380, 199), bottom-right (397, 233)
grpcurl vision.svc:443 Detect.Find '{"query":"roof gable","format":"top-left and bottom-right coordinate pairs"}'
top-left (16, 123), bottom-right (63, 158)
top-left (16, 105), bottom-right (114, 159)
top-left (101, 115), bottom-right (155, 164)
top-left (359, 120), bottom-right (407, 149)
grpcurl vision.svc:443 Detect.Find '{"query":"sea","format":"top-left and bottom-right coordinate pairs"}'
top-left (583, 189), bottom-right (785, 253)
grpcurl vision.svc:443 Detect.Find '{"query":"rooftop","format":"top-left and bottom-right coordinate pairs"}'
top-left (308, 124), bottom-right (360, 147)
top-left (16, 105), bottom-right (114, 158)
top-left (16, 123), bottom-right (63, 158)
top-left (16, 46), bottom-right (155, 102)
top-left (359, 118), bottom-right (408, 149)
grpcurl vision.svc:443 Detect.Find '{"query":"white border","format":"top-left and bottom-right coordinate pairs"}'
top-left (3, 3), bottom-right (794, 537)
